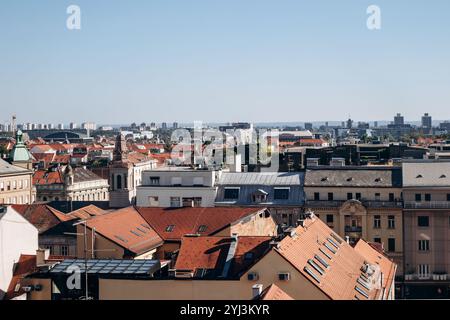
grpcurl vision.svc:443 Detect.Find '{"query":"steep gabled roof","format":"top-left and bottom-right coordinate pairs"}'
top-left (274, 216), bottom-right (396, 300)
top-left (4, 255), bottom-right (38, 300)
top-left (11, 204), bottom-right (73, 233)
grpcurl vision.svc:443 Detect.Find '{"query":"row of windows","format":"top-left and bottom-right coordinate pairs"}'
top-left (0, 179), bottom-right (30, 192)
top-left (373, 237), bottom-right (396, 252)
top-left (40, 191), bottom-right (108, 202)
top-left (0, 195), bottom-right (31, 205)
top-left (148, 176), bottom-right (205, 187)
top-left (224, 188), bottom-right (290, 200)
top-left (314, 192), bottom-right (397, 202)
top-left (323, 214), bottom-right (396, 229)
top-left (170, 197), bottom-right (202, 207)
top-left (415, 194), bottom-right (450, 201)
top-left (45, 245), bottom-right (70, 256)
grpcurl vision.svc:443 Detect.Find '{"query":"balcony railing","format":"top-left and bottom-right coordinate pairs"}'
top-left (306, 200), bottom-right (403, 208)
top-left (344, 226), bottom-right (362, 233)
top-left (404, 274), bottom-right (449, 281)
top-left (404, 201), bottom-right (450, 209)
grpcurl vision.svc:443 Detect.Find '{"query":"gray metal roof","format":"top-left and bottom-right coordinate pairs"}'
top-left (402, 161), bottom-right (450, 187)
top-left (218, 172), bottom-right (303, 186)
top-left (304, 168), bottom-right (402, 187)
top-left (0, 158), bottom-right (30, 175)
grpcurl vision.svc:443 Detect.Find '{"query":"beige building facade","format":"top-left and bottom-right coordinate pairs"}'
top-left (0, 159), bottom-right (35, 205)
top-left (304, 167), bottom-right (404, 274)
top-left (402, 160), bottom-right (450, 298)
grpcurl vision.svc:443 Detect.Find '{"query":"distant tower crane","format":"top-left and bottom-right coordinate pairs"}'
top-left (12, 114), bottom-right (17, 136)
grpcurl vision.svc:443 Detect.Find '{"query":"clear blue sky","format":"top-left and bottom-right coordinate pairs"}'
top-left (1, 0), bottom-right (450, 124)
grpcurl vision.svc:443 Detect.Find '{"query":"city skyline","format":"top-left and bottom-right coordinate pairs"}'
top-left (1, 0), bottom-right (450, 123)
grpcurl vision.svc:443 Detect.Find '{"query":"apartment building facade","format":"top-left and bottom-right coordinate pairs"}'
top-left (136, 167), bottom-right (219, 207)
top-left (303, 167), bottom-right (404, 274)
top-left (402, 160), bottom-right (450, 298)
top-left (215, 172), bottom-right (305, 226)
top-left (0, 158), bottom-right (35, 205)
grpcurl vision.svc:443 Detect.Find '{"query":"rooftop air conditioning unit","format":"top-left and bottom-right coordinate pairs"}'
top-left (278, 272), bottom-right (290, 281)
top-left (247, 272), bottom-right (259, 281)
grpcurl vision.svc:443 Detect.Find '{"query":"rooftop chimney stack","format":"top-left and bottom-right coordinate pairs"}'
top-left (252, 284), bottom-right (263, 298)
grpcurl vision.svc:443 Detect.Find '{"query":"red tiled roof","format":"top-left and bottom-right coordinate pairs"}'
top-left (260, 284), bottom-right (294, 300)
top-left (33, 169), bottom-right (63, 185)
top-left (67, 204), bottom-right (107, 220)
top-left (354, 239), bottom-right (397, 300)
top-left (274, 216), bottom-right (396, 300)
top-left (4, 255), bottom-right (38, 300)
top-left (85, 206), bottom-right (163, 256)
top-left (135, 207), bottom-right (264, 241)
top-left (11, 204), bottom-right (72, 233)
top-left (175, 236), bottom-right (272, 278)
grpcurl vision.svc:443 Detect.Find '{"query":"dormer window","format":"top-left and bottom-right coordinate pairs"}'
top-left (375, 178), bottom-right (382, 182)
top-left (321, 177), bottom-right (328, 182)
top-left (416, 174), bottom-right (423, 178)
top-left (440, 174), bottom-right (447, 179)
top-left (252, 189), bottom-right (268, 203)
top-left (347, 177), bottom-right (353, 182)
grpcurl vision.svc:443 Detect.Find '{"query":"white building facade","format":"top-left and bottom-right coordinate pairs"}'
top-left (0, 206), bottom-right (39, 299)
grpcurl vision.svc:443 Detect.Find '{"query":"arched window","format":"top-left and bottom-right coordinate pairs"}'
top-left (117, 174), bottom-right (122, 189)
top-left (111, 175), bottom-right (115, 191)
top-left (124, 174), bottom-right (128, 189)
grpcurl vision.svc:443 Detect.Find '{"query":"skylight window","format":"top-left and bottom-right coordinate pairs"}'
top-left (114, 235), bottom-right (127, 242)
top-left (355, 286), bottom-right (369, 299)
top-left (357, 277), bottom-right (371, 290)
top-left (165, 225), bottom-right (175, 232)
top-left (304, 266), bottom-right (321, 283)
top-left (324, 242), bottom-right (337, 254)
top-left (130, 230), bottom-right (142, 237)
top-left (197, 225), bottom-right (208, 233)
top-left (319, 247), bottom-right (333, 260)
top-left (314, 254), bottom-right (329, 269)
top-left (327, 238), bottom-right (340, 250)
top-left (330, 232), bottom-right (343, 244)
top-left (308, 259), bottom-right (325, 275)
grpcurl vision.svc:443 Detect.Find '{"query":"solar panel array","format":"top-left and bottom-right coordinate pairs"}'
top-left (50, 259), bottom-right (160, 275)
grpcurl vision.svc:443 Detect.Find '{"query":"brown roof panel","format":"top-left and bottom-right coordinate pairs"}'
top-left (135, 207), bottom-right (264, 241)
top-left (85, 206), bottom-right (163, 256)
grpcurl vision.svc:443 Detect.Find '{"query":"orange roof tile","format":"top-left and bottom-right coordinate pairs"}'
top-left (260, 284), bottom-right (294, 300)
top-left (175, 236), bottom-right (272, 278)
top-left (4, 255), bottom-right (38, 300)
top-left (11, 204), bottom-right (72, 233)
top-left (275, 216), bottom-right (396, 300)
top-left (85, 206), bottom-right (163, 256)
top-left (136, 207), bottom-right (265, 241)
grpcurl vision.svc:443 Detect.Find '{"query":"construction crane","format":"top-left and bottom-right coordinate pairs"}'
top-left (12, 114), bottom-right (16, 136)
